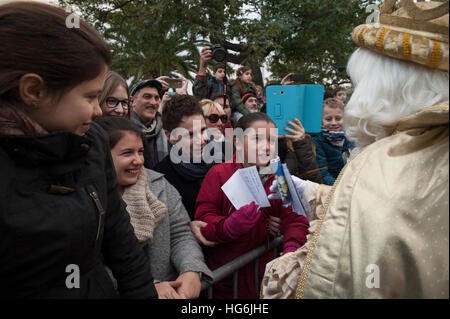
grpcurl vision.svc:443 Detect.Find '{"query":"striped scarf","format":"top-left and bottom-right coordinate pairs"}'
top-left (321, 128), bottom-right (346, 147)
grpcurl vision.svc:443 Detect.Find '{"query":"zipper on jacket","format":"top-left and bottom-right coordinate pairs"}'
top-left (87, 188), bottom-right (105, 242)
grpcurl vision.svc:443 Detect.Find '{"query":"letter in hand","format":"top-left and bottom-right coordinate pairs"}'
top-left (268, 176), bottom-right (307, 200)
top-left (222, 201), bottom-right (260, 239)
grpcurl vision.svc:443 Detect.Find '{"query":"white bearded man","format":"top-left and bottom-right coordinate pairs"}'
top-left (261, 0), bottom-right (449, 299)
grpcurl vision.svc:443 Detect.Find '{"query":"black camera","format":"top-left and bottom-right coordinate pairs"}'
top-left (211, 44), bottom-right (227, 62)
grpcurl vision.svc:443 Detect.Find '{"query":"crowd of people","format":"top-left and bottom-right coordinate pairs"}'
top-left (0, 0), bottom-right (448, 300)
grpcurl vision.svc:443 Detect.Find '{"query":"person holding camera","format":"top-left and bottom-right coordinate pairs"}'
top-left (193, 47), bottom-right (230, 102)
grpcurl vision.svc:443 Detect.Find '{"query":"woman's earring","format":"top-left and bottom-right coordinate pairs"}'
top-left (31, 101), bottom-right (38, 108)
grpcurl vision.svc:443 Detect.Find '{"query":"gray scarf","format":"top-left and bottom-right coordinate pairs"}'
top-left (132, 111), bottom-right (169, 166)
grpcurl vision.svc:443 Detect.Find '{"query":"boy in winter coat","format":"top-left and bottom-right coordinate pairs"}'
top-left (312, 98), bottom-right (354, 185)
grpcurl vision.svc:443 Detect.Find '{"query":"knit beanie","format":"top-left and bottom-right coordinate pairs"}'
top-left (241, 92), bottom-right (257, 104)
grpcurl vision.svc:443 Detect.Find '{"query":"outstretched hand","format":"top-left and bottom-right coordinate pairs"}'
top-left (199, 47), bottom-right (212, 74)
top-left (176, 76), bottom-right (189, 95)
top-left (281, 73), bottom-right (295, 86)
top-left (268, 176), bottom-right (308, 201)
top-left (190, 220), bottom-right (218, 247)
top-left (279, 118), bottom-right (306, 142)
top-left (156, 75), bottom-right (170, 91)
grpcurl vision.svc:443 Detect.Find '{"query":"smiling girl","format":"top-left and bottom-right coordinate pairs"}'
top-left (194, 112), bottom-right (309, 299)
top-left (97, 117), bottom-right (213, 299)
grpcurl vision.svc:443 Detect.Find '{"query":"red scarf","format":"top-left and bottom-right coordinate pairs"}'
top-left (0, 104), bottom-right (47, 136)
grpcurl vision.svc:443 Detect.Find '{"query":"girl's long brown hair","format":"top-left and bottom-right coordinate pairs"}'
top-left (0, 2), bottom-right (111, 105)
top-left (231, 66), bottom-right (257, 97)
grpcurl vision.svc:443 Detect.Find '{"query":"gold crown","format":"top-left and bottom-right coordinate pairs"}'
top-left (352, 0), bottom-right (449, 71)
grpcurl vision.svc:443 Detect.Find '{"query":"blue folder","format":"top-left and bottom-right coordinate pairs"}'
top-left (266, 85), bottom-right (324, 135)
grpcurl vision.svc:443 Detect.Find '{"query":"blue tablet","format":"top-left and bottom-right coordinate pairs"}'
top-left (266, 85), bottom-right (324, 135)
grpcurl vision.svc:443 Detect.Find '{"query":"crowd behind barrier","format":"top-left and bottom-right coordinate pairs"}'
top-left (0, 0), bottom-right (448, 300)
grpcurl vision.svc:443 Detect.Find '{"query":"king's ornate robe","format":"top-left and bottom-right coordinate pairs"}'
top-left (261, 103), bottom-right (449, 299)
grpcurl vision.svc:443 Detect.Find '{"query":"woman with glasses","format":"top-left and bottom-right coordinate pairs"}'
top-left (98, 71), bottom-right (131, 119)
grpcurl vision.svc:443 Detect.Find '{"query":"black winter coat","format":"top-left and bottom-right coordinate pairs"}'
top-left (0, 123), bottom-right (157, 299)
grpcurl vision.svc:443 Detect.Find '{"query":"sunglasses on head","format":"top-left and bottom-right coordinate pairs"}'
top-left (205, 114), bottom-right (228, 124)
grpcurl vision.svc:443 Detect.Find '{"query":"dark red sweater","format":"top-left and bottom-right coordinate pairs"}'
top-left (195, 161), bottom-right (309, 299)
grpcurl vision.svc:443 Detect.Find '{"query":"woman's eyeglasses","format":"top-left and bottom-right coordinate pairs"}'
top-left (105, 97), bottom-right (130, 109)
top-left (205, 114), bottom-right (228, 124)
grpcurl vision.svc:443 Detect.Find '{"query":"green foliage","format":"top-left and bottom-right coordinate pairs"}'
top-left (59, 0), bottom-right (378, 87)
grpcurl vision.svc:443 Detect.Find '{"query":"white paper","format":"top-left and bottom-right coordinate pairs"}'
top-left (221, 166), bottom-right (271, 210)
top-left (238, 166), bottom-right (271, 208)
top-left (282, 164), bottom-right (307, 217)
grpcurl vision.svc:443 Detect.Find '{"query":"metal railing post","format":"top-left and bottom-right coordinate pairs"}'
top-left (254, 258), bottom-right (259, 294)
top-left (200, 235), bottom-right (284, 298)
top-left (233, 272), bottom-right (238, 299)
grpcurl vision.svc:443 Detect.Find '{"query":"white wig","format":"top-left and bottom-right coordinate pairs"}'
top-left (344, 48), bottom-right (449, 151)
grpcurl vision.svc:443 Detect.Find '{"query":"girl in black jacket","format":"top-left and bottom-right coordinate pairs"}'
top-left (0, 2), bottom-right (157, 298)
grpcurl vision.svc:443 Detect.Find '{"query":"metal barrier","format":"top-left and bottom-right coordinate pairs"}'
top-left (200, 235), bottom-right (284, 299)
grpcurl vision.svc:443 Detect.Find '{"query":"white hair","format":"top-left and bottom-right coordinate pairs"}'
top-left (344, 48), bottom-right (449, 152)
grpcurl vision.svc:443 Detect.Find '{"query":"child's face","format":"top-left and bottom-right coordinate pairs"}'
top-left (240, 70), bottom-right (252, 84)
top-left (213, 68), bottom-right (225, 81)
top-left (334, 90), bottom-right (347, 103)
top-left (322, 106), bottom-right (344, 131)
top-left (236, 120), bottom-right (277, 167)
